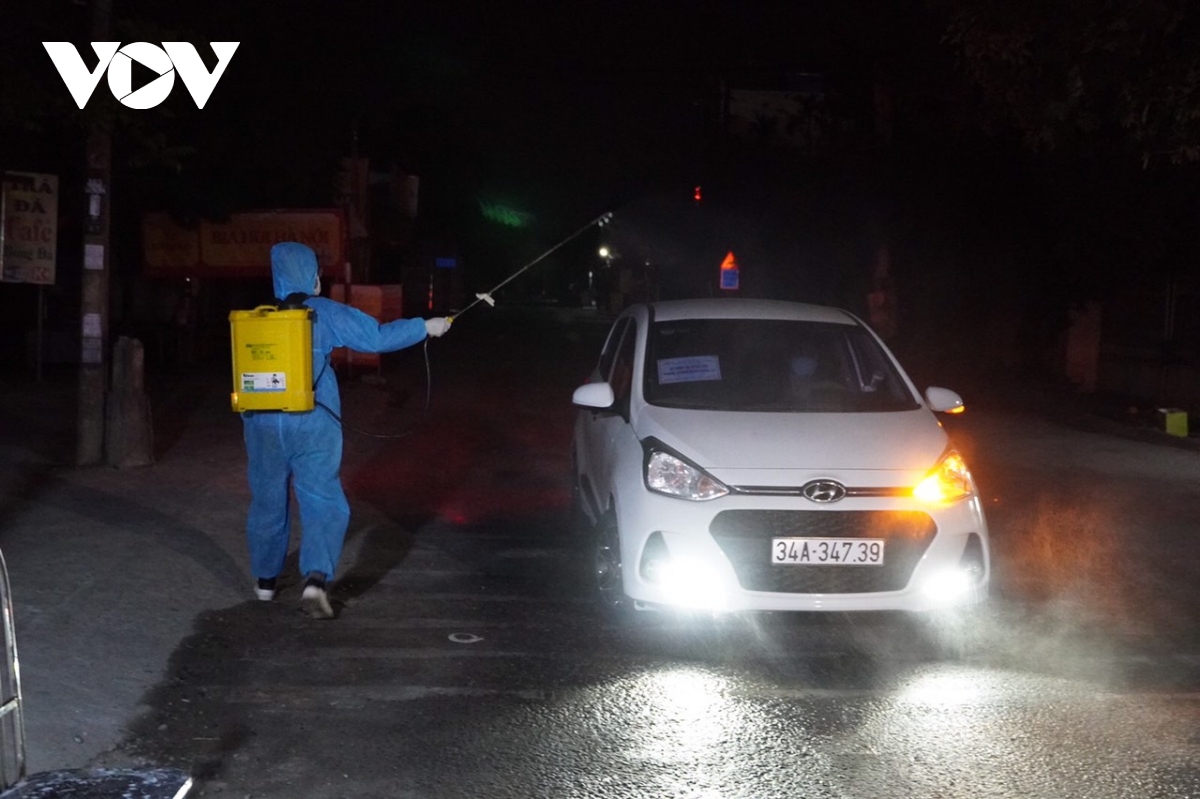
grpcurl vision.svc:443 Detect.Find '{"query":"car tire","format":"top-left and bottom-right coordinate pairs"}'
top-left (593, 513), bottom-right (641, 625)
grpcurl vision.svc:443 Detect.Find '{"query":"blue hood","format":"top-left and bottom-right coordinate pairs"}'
top-left (270, 241), bottom-right (317, 300)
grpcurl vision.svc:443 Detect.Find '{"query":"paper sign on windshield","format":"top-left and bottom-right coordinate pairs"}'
top-left (657, 356), bottom-right (722, 385)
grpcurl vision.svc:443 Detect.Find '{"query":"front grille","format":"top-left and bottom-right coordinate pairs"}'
top-left (709, 510), bottom-right (936, 594)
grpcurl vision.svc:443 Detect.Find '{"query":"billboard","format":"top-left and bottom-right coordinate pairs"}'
top-left (143, 209), bottom-right (345, 277)
top-left (1, 171), bottom-right (58, 285)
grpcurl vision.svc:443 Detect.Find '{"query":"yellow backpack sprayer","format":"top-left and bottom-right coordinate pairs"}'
top-left (228, 296), bottom-right (314, 413)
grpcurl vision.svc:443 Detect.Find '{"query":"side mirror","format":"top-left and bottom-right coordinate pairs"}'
top-left (573, 382), bottom-right (616, 410)
top-left (925, 386), bottom-right (965, 414)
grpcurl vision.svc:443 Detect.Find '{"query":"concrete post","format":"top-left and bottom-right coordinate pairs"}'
top-left (104, 336), bottom-right (154, 468)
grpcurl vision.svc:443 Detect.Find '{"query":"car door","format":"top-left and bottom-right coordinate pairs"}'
top-left (575, 315), bottom-right (636, 520)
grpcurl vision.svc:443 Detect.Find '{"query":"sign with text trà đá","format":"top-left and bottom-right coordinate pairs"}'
top-left (1, 171), bottom-right (58, 285)
top-left (142, 209), bottom-right (345, 277)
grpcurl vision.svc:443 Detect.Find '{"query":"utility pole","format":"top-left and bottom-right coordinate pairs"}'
top-left (77, 0), bottom-right (113, 465)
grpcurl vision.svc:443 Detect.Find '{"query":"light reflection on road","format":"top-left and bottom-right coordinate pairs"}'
top-left (623, 666), bottom-right (749, 796)
top-left (896, 666), bottom-right (994, 708)
top-left (569, 628), bottom-right (1200, 799)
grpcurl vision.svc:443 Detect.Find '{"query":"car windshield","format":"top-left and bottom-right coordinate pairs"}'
top-left (643, 318), bottom-right (919, 413)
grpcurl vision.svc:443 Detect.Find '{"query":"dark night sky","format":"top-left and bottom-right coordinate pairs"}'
top-left (3, 0), bottom-right (943, 227)
top-left (0, 1), bottom-right (905, 281)
top-left (7, 0), bottom-right (1200, 374)
top-left (54, 0), bottom-right (927, 215)
top-left (0, 1), bottom-right (992, 323)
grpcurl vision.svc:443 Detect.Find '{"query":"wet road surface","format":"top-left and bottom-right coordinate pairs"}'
top-left (93, 306), bottom-right (1200, 797)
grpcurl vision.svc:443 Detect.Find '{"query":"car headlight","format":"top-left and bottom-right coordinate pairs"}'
top-left (912, 451), bottom-right (974, 505)
top-left (646, 450), bottom-right (729, 501)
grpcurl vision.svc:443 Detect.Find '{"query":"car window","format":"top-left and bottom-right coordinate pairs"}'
top-left (609, 320), bottom-right (638, 416)
top-left (643, 318), bottom-right (918, 412)
top-left (597, 318), bottom-right (631, 383)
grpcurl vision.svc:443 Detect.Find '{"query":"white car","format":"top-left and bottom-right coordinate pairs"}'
top-left (570, 298), bottom-right (989, 622)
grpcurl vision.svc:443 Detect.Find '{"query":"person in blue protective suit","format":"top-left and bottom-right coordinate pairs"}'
top-left (244, 241), bottom-right (452, 619)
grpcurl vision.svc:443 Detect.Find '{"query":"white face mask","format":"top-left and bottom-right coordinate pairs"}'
top-left (312, 275), bottom-right (322, 296)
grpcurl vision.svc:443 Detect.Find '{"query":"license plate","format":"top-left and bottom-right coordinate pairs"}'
top-left (772, 538), bottom-right (885, 565)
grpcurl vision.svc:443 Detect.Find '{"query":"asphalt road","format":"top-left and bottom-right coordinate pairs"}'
top-left (2, 304), bottom-right (1199, 798)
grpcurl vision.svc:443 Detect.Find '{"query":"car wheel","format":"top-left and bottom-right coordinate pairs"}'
top-left (593, 514), bottom-right (636, 622)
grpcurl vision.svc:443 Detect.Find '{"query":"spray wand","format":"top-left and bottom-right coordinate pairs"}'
top-left (446, 211), bottom-right (614, 324)
top-left (333, 210), bottom-right (614, 438)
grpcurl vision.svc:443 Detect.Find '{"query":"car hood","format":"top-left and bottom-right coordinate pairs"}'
top-left (634, 403), bottom-right (949, 478)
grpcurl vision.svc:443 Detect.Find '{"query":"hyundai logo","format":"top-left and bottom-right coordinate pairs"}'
top-left (801, 479), bottom-right (846, 503)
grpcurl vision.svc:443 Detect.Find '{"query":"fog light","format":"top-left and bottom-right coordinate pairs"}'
top-left (922, 534), bottom-right (987, 606)
top-left (639, 532), bottom-right (671, 583)
top-left (921, 568), bottom-right (975, 604)
top-left (660, 559), bottom-right (725, 610)
top-left (640, 533), bottom-right (726, 611)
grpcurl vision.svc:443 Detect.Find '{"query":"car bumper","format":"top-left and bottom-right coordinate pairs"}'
top-left (615, 489), bottom-right (990, 615)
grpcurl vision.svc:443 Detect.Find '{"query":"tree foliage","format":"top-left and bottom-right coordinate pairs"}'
top-left (933, 0), bottom-right (1200, 166)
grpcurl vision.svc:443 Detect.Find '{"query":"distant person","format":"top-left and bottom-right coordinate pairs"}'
top-left (171, 282), bottom-right (196, 369)
top-left (242, 241), bottom-right (452, 619)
